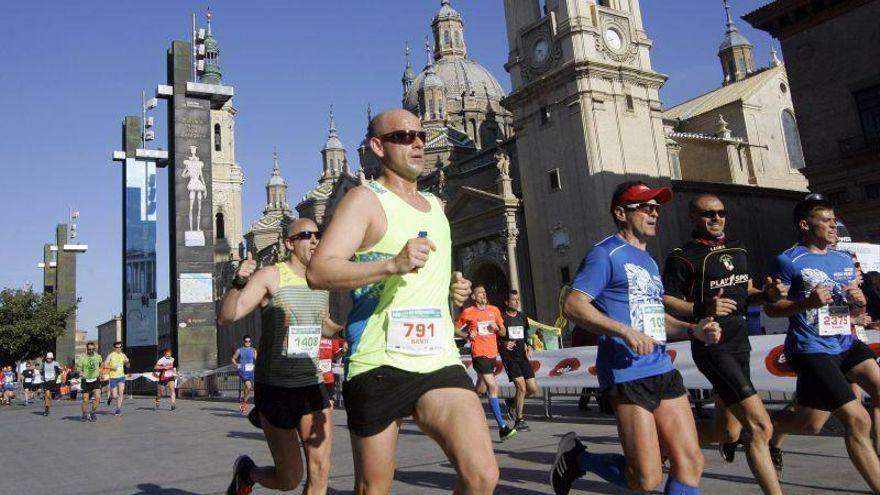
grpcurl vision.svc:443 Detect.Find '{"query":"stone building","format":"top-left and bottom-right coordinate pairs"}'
top-left (294, 0), bottom-right (810, 323)
top-left (97, 315), bottom-right (123, 358)
top-left (244, 151), bottom-right (295, 266)
top-left (663, 1), bottom-right (808, 192)
top-left (744, 0), bottom-right (880, 242)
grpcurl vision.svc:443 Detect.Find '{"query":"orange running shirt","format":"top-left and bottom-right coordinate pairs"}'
top-left (455, 305), bottom-right (505, 358)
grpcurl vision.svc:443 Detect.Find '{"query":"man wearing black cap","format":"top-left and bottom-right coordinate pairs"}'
top-left (764, 194), bottom-right (880, 492)
top-left (550, 181), bottom-right (722, 495)
top-left (662, 194), bottom-right (785, 495)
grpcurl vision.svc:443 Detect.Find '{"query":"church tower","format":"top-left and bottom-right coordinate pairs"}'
top-left (203, 12), bottom-right (244, 263)
top-left (433, 0), bottom-right (467, 60)
top-left (401, 44), bottom-right (416, 103)
top-left (320, 106), bottom-right (348, 183)
top-left (503, 0), bottom-right (677, 320)
top-left (419, 40), bottom-right (448, 125)
top-left (718, 0), bottom-right (755, 85)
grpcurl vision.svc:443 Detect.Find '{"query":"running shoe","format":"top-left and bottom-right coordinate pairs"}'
top-left (499, 425), bottom-right (518, 442)
top-left (769, 446), bottom-right (783, 472)
top-left (81, 413), bottom-right (88, 422)
top-left (171, 404), bottom-right (176, 411)
top-left (89, 412), bottom-right (97, 422)
top-left (514, 419), bottom-right (531, 432)
top-left (115, 408), bottom-right (121, 416)
top-left (226, 455), bottom-right (255, 495)
top-left (550, 432), bottom-right (587, 495)
top-left (240, 401), bottom-right (247, 415)
top-left (719, 440), bottom-right (740, 463)
top-left (43, 407), bottom-right (49, 417)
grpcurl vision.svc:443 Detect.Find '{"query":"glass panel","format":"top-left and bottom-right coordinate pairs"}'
top-left (124, 158), bottom-right (158, 347)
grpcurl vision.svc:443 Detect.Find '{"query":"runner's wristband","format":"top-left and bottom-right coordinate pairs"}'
top-left (692, 301), bottom-right (706, 318)
top-left (231, 275), bottom-right (248, 290)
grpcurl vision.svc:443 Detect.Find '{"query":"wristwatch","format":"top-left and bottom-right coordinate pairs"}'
top-left (231, 275), bottom-right (248, 290)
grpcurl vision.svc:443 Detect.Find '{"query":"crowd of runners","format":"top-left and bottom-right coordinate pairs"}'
top-left (7, 108), bottom-right (880, 494)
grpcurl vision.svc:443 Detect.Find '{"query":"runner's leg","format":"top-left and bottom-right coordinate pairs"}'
top-left (655, 395), bottom-right (704, 490)
top-left (834, 399), bottom-right (880, 491)
top-left (610, 398), bottom-right (663, 491)
top-left (297, 407), bottom-right (333, 495)
top-left (482, 373), bottom-right (507, 429)
top-left (414, 387), bottom-right (498, 495)
top-left (846, 357), bottom-right (880, 455)
top-left (117, 381), bottom-right (125, 410)
top-left (512, 376), bottom-right (526, 420)
top-left (169, 380), bottom-right (176, 407)
top-left (725, 396), bottom-right (781, 495)
top-left (696, 398), bottom-right (741, 446)
top-left (351, 420), bottom-right (401, 495)
top-left (249, 411), bottom-right (306, 490)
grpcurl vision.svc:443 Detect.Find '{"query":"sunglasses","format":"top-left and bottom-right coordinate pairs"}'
top-left (623, 201), bottom-right (661, 214)
top-left (243, 340), bottom-right (252, 344)
top-left (699, 209), bottom-right (726, 219)
top-left (114, 346), bottom-right (122, 349)
top-left (379, 130), bottom-right (427, 145)
top-left (288, 230), bottom-right (322, 241)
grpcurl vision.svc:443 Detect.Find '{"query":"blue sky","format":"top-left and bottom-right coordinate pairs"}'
top-left (0, 1), bottom-right (776, 337)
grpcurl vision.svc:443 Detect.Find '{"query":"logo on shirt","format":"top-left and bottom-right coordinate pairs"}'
top-left (720, 254), bottom-right (734, 271)
top-left (800, 268), bottom-right (844, 325)
top-left (709, 273), bottom-right (750, 290)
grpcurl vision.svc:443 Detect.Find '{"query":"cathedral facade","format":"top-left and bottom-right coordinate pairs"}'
top-left (292, 0), bottom-right (809, 323)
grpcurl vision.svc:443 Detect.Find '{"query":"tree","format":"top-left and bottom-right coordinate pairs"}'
top-left (0, 288), bottom-right (75, 366)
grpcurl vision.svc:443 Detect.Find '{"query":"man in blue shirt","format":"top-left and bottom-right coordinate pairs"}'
top-left (232, 335), bottom-right (257, 416)
top-left (765, 194), bottom-right (879, 492)
top-left (550, 181), bottom-right (722, 495)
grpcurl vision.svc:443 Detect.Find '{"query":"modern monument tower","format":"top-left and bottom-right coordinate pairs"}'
top-left (155, 12), bottom-right (234, 372)
top-left (111, 92), bottom-right (167, 372)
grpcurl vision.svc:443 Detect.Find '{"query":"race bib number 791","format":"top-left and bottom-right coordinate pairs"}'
top-left (387, 308), bottom-right (446, 355)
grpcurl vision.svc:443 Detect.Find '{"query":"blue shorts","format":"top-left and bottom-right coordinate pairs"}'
top-left (239, 373), bottom-right (254, 383)
top-left (109, 377), bottom-right (126, 388)
top-left (3, 384), bottom-right (13, 391)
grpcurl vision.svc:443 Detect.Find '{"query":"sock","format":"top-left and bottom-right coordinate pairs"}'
top-left (577, 451), bottom-right (627, 488)
top-left (488, 397), bottom-right (506, 428)
top-left (664, 478), bottom-right (699, 495)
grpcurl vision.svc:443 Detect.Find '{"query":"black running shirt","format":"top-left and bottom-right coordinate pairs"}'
top-left (663, 239), bottom-right (752, 353)
top-left (499, 311), bottom-right (530, 360)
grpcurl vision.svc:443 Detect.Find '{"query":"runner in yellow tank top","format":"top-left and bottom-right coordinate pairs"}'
top-left (308, 109), bottom-right (499, 495)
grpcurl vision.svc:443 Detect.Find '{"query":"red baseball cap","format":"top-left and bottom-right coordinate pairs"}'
top-left (610, 181), bottom-right (673, 211)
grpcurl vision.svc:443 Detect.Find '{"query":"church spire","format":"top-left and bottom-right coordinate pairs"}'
top-left (432, 0), bottom-right (466, 60)
top-left (265, 148), bottom-right (290, 215)
top-left (200, 9), bottom-right (223, 85)
top-left (718, 0), bottom-right (754, 85)
top-left (322, 105), bottom-right (347, 181)
top-left (401, 42), bottom-right (416, 101)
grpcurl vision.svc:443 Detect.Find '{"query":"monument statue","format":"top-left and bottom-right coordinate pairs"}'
top-left (182, 146), bottom-right (207, 235)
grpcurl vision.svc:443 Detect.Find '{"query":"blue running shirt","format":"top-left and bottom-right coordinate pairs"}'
top-left (571, 235), bottom-right (673, 389)
top-left (771, 244), bottom-right (856, 355)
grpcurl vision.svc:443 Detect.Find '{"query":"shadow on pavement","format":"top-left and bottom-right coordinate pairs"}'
top-left (130, 483), bottom-right (201, 494)
top-left (227, 430), bottom-right (264, 441)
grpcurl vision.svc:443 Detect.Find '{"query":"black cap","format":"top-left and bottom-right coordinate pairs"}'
top-left (793, 193), bottom-right (833, 224)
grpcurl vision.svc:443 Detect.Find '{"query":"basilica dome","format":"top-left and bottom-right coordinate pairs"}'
top-left (404, 57), bottom-right (506, 113)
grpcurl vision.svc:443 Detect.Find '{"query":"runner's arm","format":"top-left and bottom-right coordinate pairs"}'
top-left (322, 316), bottom-right (345, 338)
top-left (494, 309), bottom-right (507, 337)
top-left (231, 349), bottom-right (240, 367)
top-left (218, 267), bottom-right (272, 325)
top-left (563, 290), bottom-right (632, 340)
top-left (665, 314), bottom-right (722, 343)
top-left (307, 186), bottom-right (413, 291)
top-left (662, 295), bottom-right (694, 318)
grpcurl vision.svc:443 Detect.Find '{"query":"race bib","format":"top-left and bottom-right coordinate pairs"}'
top-left (387, 308), bottom-right (446, 355)
top-left (508, 326), bottom-right (525, 339)
top-left (319, 359), bottom-right (332, 373)
top-left (477, 321), bottom-right (493, 336)
top-left (818, 306), bottom-right (851, 336)
top-left (285, 325), bottom-right (321, 359)
top-left (640, 304), bottom-right (667, 342)
top-left (854, 325), bottom-right (868, 342)
top-left (243, 363), bottom-right (254, 372)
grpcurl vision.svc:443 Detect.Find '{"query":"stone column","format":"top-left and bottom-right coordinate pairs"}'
top-left (505, 215), bottom-right (521, 294)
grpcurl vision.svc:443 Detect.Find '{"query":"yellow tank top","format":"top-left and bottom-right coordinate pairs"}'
top-left (345, 181), bottom-right (462, 379)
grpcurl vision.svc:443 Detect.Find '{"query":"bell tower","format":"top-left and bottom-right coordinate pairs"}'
top-left (502, 0), bottom-right (677, 320)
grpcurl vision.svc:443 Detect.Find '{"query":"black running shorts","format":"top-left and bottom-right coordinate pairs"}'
top-left (601, 369), bottom-right (687, 413)
top-left (789, 340), bottom-right (877, 412)
top-left (343, 365), bottom-right (474, 437)
top-left (82, 380), bottom-right (101, 394)
top-left (693, 349), bottom-right (756, 407)
top-left (502, 358), bottom-right (535, 382)
top-left (250, 382), bottom-right (330, 430)
top-left (472, 356), bottom-right (497, 375)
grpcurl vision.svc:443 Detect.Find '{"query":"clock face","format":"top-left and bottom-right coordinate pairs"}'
top-left (532, 38), bottom-right (550, 66)
top-left (604, 28), bottom-right (623, 51)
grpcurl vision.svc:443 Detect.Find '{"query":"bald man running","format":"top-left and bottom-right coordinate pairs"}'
top-left (307, 109), bottom-right (498, 495)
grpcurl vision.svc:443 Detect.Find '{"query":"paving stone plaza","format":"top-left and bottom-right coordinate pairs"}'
top-left (1, 396), bottom-right (871, 494)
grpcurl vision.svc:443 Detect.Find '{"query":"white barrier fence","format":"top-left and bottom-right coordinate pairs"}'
top-left (463, 332), bottom-right (880, 392)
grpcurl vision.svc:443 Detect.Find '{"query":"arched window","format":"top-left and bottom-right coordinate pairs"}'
top-left (214, 124), bottom-right (222, 152)
top-left (781, 110), bottom-right (806, 170)
top-left (215, 212), bottom-right (225, 239)
top-left (454, 31), bottom-right (462, 48)
top-left (443, 30), bottom-right (451, 48)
